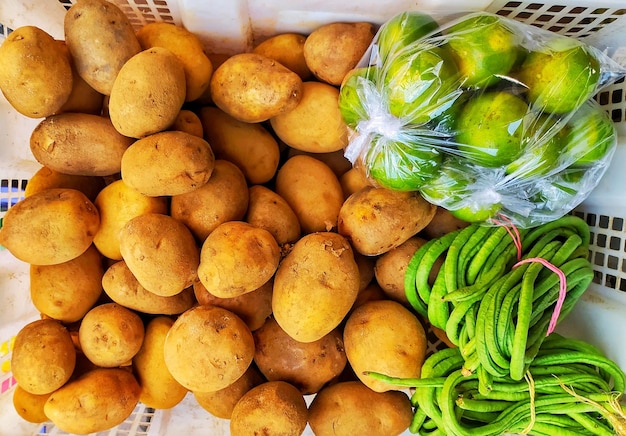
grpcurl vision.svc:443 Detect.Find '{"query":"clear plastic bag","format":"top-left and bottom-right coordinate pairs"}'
top-left (341, 11), bottom-right (626, 227)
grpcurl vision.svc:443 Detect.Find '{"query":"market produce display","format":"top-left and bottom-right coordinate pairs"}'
top-left (1, 1), bottom-right (625, 436)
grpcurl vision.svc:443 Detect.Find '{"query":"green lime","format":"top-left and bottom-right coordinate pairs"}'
top-left (446, 12), bottom-right (521, 89)
top-left (517, 36), bottom-right (601, 114)
top-left (338, 66), bottom-right (380, 129)
top-left (376, 11), bottom-right (439, 63)
top-left (366, 135), bottom-right (443, 191)
top-left (455, 91), bottom-right (529, 167)
top-left (383, 43), bottom-right (461, 125)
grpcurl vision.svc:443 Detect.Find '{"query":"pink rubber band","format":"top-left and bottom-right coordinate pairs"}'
top-left (493, 214), bottom-right (523, 261)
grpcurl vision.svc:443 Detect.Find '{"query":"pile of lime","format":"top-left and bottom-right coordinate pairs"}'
top-left (340, 11), bottom-right (622, 227)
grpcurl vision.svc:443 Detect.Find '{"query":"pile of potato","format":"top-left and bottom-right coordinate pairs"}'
top-left (0, 0), bottom-right (469, 434)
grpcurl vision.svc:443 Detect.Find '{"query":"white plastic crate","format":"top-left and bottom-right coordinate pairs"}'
top-left (0, 1), bottom-right (625, 435)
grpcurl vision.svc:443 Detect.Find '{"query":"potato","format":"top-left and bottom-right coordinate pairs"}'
top-left (308, 381), bottom-right (413, 436)
top-left (133, 317), bottom-right (188, 409)
top-left (199, 106), bottom-right (280, 184)
top-left (0, 26), bottom-right (72, 118)
top-left (340, 167), bottom-right (372, 199)
top-left (245, 185), bottom-right (301, 245)
top-left (78, 303), bottom-right (145, 367)
top-left (24, 166), bottom-right (105, 201)
top-left (103, 261), bottom-right (196, 315)
top-left (163, 305), bottom-right (255, 392)
top-left (253, 317), bottom-right (347, 394)
top-left (93, 179), bottom-right (169, 260)
top-left (273, 232), bottom-right (360, 343)
top-left (193, 365), bottom-right (265, 419)
top-left (197, 221), bottom-right (280, 298)
top-left (64, 0), bottom-right (141, 95)
top-left (288, 148), bottom-right (353, 178)
top-left (11, 319), bottom-right (76, 395)
top-left (171, 159), bottom-right (249, 242)
top-left (338, 186), bottom-right (437, 256)
top-left (30, 245), bottom-right (103, 323)
top-left (422, 206), bottom-right (471, 239)
top-left (120, 130), bottom-right (215, 197)
top-left (119, 213), bottom-right (199, 297)
top-left (136, 22), bottom-right (213, 102)
top-left (355, 251), bottom-right (376, 291)
top-left (303, 22), bottom-right (375, 86)
top-left (253, 33), bottom-right (312, 80)
top-left (109, 47), bottom-right (186, 138)
top-left (194, 278), bottom-right (272, 331)
top-left (171, 109), bottom-right (204, 137)
top-left (343, 300), bottom-right (427, 392)
top-left (275, 154), bottom-right (344, 234)
top-left (230, 381), bottom-right (308, 436)
top-left (351, 281), bottom-right (387, 314)
top-left (30, 113), bottom-right (134, 177)
top-left (44, 368), bottom-right (141, 434)
top-left (0, 188), bottom-right (100, 265)
top-left (210, 52), bottom-right (303, 123)
top-left (12, 386), bottom-right (51, 424)
top-left (270, 81), bottom-right (348, 153)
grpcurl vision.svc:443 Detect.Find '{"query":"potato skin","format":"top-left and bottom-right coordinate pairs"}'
top-left (24, 166), bottom-right (105, 202)
top-left (44, 368), bottom-right (141, 435)
top-left (0, 188), bottom-right (100, 266)
top-left (12, 386), bottom-right (51, 424)
top-left (272, 232), bottom-right (360, 343)
top-left (245, 185), bottom-right (301, 245)
top-left (121, 130), bottom-right (215, 197)
top-left (64, 0), bottom-right (141, 95)
top-left (253, 33), bottom-right (312, 80)
top-left (30, 113), bottom-right (134, 177)
top-left (0, 26), bottom-right (73, 118)
top-left (308, 381), bottom-right (413, 436)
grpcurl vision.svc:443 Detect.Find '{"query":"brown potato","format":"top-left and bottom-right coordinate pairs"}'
top-left (275, 154), bottom-right (344, 234)
top-left (253, 317), bottom-right (347, 394)
top-left (120, 130), bottom-right (215, 197)
top-left (210, 52), bottom-right (303, 123)
top-left (11, 319), bottom-right (76, 395)
top-left (270, 81), bottom-right (348, 153)
top-left (171, 159), bottom-right (249, 242)
top-left (163, 305), bottom-right (255, 392)
top-left (103, 261), bottom-right (196, 315)
top-left (422, 206), bottom-right (472, 239)
top-left (170, 109), bottom-right (204, 137)
top-left (44, 368), bottom-right (141, 434)
top-left (308, 381), bottom-right (413, 436)
top-left (0, 26), bottom-right (73, 118)
top-left (245, 185), bottom-right (301, 245)
top-left (194, 278), bottom-right (272, 331)
top-left (30, 113), bottom-right (135, 177)
top-left (304, 22), bottom-right (375, 86)
top-left (273, 232), bottom-right (360, 343)
top-left (287, 148), bottom-right (353, 178)
top-left (0, 188), bottom-right (100, 265)
top-left (197, 221), bottom-right (280, 298)
top-left (30, 245), bottom-right (104, 323)
top-left (199, 106), bottom-right (280, 184)
top-left (340, 167), bottom-right (372, 199)
top-left (119, 213), bottom-right (199, 297)
top-left (253, 33), bottom-right (312, 80)
top-left (109, 47), bottom-right (186, 138)
top-left (351, 281), bottom-right (387, 314)
top-left (354, 251), bottom-right (376, 291)
top-left (133, 317), bottom-right (188, 409)
top-left (78, 303), bottom-right (145, 367)
top-left (338, 186), bottom-right (437, 256)
top-left (343, 300), bottom-right (427, 392)
top-left (230, 381), bottom-right (308, 436)
top-left (12, 386), bottom-right (51, 424)
top-left (24, 166), bottom-right (105, 201)
top-left (64, 0), bottom-right (142, 95)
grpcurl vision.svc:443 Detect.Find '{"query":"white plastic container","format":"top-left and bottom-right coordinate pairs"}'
top-left (1, 1), bottom-right (625, 435)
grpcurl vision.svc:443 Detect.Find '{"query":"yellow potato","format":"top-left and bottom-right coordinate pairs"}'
top-left (253, 33), bottom-right (312, 80)
top-left (245, 185), bottom-right (301, 245)
top-left (24, 166), bottom-right (105, 201)
top-left (109, 47), bottom-right (186, 138)
top-left (170, 109), bottom-right (204, 137)
top-left (136, 22), bottom-right (213, 102)
top-left (422, 206), bottom-right (472, 239)
top-left (340, 167), bottom-right (372, 199)
top-left (30, 245), bottom-right (103, 323)
top-left (275, 154), bottom-right (344, 234)
top-left (93, 179), bottom-right (169, 260)
top-left (64, 0), bottom-right (141, 95)
top-left (0, 188), bottom-right (100, 265)
top-left (44, 368), bottom-right (141, 434)
top-left (270, 81), bottom-right (348, 153)
top-left (200, 107), bottom-right (280, 184)
top-left (133, 317), bottom-right (188, 409)
top-left (12, 386), bottom-right (51, 424)
top-left (287, 148), bottom-right (353, 178)
top-left (210, 52), bottom-right (303, 123)
top-left (11, 319), bottom-right (76, 395)
top-left (0, 26), bottom-right (72, 117)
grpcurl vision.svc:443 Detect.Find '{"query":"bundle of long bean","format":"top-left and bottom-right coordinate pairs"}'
top-left (367, 334), bottom-right (626, 436)
top-left (405, 215), bottom-right (594, 388)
